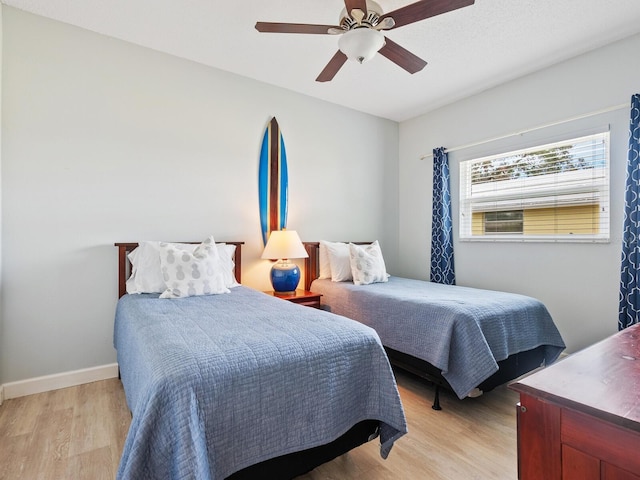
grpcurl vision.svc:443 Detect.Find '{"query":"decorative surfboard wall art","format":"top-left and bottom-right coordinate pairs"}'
top-left (259, 117), bottom-right (289, 246)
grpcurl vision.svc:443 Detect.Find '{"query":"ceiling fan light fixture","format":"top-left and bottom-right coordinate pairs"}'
top-left (338, 28), bottom-right (385, 64)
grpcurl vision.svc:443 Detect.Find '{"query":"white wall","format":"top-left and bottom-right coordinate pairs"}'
top-left (399, 33), bottom-right (640, 353)
top-left (0, 7), bottom-right (399, 383)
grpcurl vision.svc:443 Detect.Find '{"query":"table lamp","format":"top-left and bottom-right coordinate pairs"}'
top-left (261, 230), bottom-right (308, 294)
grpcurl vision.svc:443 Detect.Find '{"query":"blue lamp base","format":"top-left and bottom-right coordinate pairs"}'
top-left (270, 262), bottom-right (301, 294)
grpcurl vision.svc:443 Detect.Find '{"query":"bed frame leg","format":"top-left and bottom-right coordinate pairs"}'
top-left (432, 385), bottom-right (442, 410)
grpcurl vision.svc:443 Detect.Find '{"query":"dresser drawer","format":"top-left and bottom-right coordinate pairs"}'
top-left (562, 409), bottom-right (640, 475)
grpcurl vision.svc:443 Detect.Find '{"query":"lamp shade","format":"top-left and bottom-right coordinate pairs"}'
top-left (261, 230), bottom-right (308, 260)
top-left (338, 28), bottom-right (386, 64)
top-left (262, 230), bottom-right (308, 294)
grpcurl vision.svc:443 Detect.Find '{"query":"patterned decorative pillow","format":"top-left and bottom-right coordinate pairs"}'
top-left (159, 236), bottom-right (230, 298)
top-left (126, 240), bottom-right (239, 294)
top-left (349, 241), bottom-right (389, 286)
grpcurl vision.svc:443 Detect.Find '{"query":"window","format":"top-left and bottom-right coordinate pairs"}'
top-left (460, 131), bottom-right (610, 242)
top-left (484, 211), bottom-right (523, 234)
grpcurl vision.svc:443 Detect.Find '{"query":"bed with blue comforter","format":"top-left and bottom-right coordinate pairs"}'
top-left (114, 286), bottom-right (407, 480)
top-left (309, 276), bottom-right (566, 401)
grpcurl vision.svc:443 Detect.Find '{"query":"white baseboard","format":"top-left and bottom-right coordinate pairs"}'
top-left (2, 363), bottom-right (119, 400)
top-left (0, 384), bottom-right (4, 405)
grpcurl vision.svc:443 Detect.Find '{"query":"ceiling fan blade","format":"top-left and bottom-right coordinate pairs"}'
top-left (380, 0), bottom-right (475, 29)
top-left (379, 37), bottom-right (427, 74)
top-left (344, 0), bottom-right (368, 17)
top-left (255, 22), bottom-right (339, 34)
top-left (316, 51), bottom-right (348, 82)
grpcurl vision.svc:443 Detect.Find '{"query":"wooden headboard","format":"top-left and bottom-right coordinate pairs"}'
top-left (302, 241), bottom-right (370, 291)
top-left (115, 241), bottom-right (244, 298)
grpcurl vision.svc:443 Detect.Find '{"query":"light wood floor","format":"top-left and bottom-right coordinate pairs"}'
top-left (0, 369), bottom-right (519, 479)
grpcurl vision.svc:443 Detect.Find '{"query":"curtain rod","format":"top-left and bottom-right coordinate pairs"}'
top-left (419, 102), bottom-right (628, 160)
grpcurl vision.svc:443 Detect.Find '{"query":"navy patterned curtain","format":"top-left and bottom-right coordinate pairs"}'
top-left (619, 93), bottom-right (640, 330)
top-left (430, 147), bottom-right (456, 285)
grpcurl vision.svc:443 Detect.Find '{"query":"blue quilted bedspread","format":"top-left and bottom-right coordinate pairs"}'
top-left (114, 286), bottom-right (407, 480)
top-left (311, 277), bottom-right (566, 398)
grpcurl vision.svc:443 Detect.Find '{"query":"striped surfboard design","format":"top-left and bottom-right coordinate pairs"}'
top-left (259, 117), bottom-right (288, 246)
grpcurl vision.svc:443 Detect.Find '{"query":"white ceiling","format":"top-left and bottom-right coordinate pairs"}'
top-left (4, 0), bottom-right (640, 122)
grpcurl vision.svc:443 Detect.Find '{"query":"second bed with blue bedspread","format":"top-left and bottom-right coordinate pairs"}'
top-left (310, 276), bottom-right (566, 399)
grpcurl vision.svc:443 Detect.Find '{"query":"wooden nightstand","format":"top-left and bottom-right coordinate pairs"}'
top-left (265, 290), bottom-right (322, 309)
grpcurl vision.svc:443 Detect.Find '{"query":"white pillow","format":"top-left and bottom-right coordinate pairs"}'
top-left (126, 240), bottom-right (239, 294)
top-left (318, 241), bottom-right (334, 279)
top-left (159, 236), bottom-right (230, 298)
top-left (349, 241), bottom-right (389, 286)
top-left (217, 244), bottom-right (241, 288)
top-left (323, 241), bottom-right (352, 282)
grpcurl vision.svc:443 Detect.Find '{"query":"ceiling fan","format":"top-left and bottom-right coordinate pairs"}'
top-left (255, 0), bottom-right (475, 82)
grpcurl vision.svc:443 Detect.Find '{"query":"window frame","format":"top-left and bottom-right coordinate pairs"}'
top-left (459, 131), bottom-right (610, 243)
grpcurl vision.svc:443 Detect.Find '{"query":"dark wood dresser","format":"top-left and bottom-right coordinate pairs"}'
top-left (510, 323), bottom-right (640, 480)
